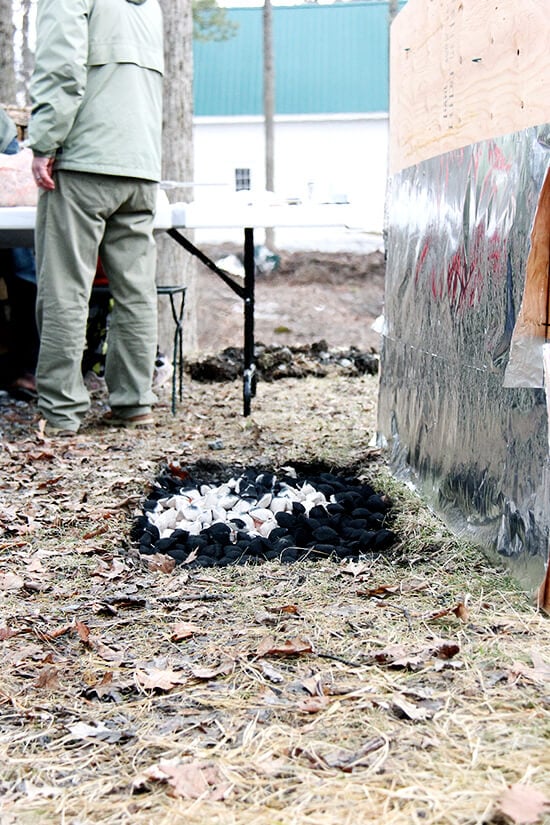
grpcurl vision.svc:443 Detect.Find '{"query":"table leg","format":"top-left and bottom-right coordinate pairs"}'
top-left (243, 227), bottom-right (256, 416)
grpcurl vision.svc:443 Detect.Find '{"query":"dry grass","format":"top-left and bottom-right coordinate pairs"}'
top-left (0, 374), bottom-right (549, 825)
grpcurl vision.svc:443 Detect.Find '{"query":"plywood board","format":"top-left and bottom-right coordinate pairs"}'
top-left (389, 0), bottom-right (550, 173)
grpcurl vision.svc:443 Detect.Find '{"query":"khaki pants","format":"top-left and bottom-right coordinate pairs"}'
top-left (35, 170), bottom-right (158, 430)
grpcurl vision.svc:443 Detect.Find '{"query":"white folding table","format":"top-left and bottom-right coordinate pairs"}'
top-left (0, 196), bottom-right (360, 415)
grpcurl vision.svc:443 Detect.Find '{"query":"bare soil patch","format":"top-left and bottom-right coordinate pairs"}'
top-left (196, 246), bottom-right (385, 354)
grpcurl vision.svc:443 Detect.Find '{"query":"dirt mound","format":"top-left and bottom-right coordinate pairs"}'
top-left (187, 340), bottom-right (379, 382)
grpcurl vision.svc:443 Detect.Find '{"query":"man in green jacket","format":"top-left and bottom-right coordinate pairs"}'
top-left (29, 0), bottom-right (164, 436)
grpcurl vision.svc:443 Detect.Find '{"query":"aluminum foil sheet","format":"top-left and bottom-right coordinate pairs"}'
top-left (378, 127), bottom-right (550, 589)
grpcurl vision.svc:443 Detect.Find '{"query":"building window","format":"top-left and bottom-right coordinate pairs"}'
top-left (235, 168), bottom-right (251, 191)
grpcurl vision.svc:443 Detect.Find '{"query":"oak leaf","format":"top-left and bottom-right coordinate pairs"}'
top-left (171, 621), bottom-right (204, 641)
top-left (256, 636), bottom-right (313, 657)
top-left (135, 666), bottom-right (187, 691)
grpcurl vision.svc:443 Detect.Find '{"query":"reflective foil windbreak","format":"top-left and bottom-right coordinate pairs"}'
top-left (378, 128), bottom-right (550, 590)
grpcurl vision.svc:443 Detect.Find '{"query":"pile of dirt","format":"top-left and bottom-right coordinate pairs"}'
top-left (187, 340), bottom-right (379, 382)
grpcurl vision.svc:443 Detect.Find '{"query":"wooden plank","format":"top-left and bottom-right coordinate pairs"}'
top-left (389, 0), bottom-right (550, 173)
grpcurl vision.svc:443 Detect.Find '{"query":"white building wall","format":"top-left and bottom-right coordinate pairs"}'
top-left (191, 114), bottom-right (388, 250)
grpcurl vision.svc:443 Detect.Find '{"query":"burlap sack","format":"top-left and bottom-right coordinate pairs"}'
top-left (0, 147), bottom-right (38, 207)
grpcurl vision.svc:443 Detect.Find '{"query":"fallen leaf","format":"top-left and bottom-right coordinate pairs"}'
top-left (301, 673), bottom-right (324, 696)
top-left (256, 636), bottom-right (313, 657)
top-left (82, 525), bottom-right (109, 540)
top-left (340, 561), bottom-right (372, 579)
top-left (146, 554), bottom-right (176, 574)
top-left (93, 559), bottom-right (129, 580)
top-left (42, 623), bottom-right (73, 640)
top-left (267, 604), bottom-right (300, 615)
top-left (68, 720), bottom-right (129, 744)
top-left (372, 640), bottom-right (460, 669)
top-left (0, 625), bottom-right (22, 641)
top-left (171, 621), bottom-right (204, 641)
top-left (296, 695), bottom-right (330, 713)
top-left (322, 737), bottom-right (386, 771)
top-left (34, 665), bottom-right (60, 688)
top-left (391, 694), bottom-right (431, 721)
top-left (255, 754), bottom-right (290, 776)
top-left (75, 620), bottom-right (91, 644)
top-left (135, 666), bottom-right (187, 691)
top-left (0, 572), bottom-right (24, 591)
top-left (181, 548), bottom-right (198, 566)
top-left (423, 602), bottom-right (469, 622)
top-left (189, 662), bottom-right (233, 680)
top-left (509, 655), bottom-right (550, 685)
top-left (260, 662), bottom-right (285, 683)
top-left (90, 638), bottom-right (125, 663)
top-left (357, 584), bottom-right (399, 598)
top-left (138, 758), bottom-right (231, 800)
top-left (496, 783), bottom-right (550, 824)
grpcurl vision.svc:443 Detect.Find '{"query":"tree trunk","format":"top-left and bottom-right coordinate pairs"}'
top-left (19, 0), bottom-right (34, 106)
top-left (263, 0), bottom-right (275, 249)
top-left (156, 0), bottom-right (198, 358)
top-left (0, 0), bottom-right (17, 105)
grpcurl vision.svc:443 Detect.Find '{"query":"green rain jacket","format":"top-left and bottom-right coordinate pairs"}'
top-left (0, 109), bottom-right (17, 153)
top-left (29, 0), bottom-right (163, 182)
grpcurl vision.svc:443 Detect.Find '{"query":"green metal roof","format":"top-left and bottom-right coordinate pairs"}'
top-left (194, 2), bottom-right (396, 117)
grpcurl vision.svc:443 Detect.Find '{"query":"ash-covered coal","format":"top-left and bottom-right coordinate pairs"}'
top-left (133, 465), bottom-right (396, 568)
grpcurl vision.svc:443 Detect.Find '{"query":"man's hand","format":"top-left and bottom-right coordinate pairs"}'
top-left (32, 156), bottom-right (56, 190)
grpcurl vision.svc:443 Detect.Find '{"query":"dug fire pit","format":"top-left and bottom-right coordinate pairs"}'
top-left (132, 462), bottom-right (397, 567)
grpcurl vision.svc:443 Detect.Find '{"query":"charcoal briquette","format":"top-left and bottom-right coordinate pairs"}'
top-left (131, 516), bottom-right (149, 541)
top-left (269, 526), bottom-right (289, 540)
top-left (167, 547), bottom-right (191, 562)
top-left (155, 536), bottom-right (180, 552)
top-left (367, 513), bottom-right (386, 529)
top-left (275, 511), bottom-right (294, 528)
top-left (204, 523), bottom-right (231, 541)
top-left (326, 502), bottom-right (345, 515)
top-left (351, 508), bottom-right (372, 519)
top-left (347, 518), bottom-right (368, 530)
top-left (335, 545), bottom-right (357, 558)
top-left (280, 547), bottom-right (298, 563)
top-left (312, 526), bottom-right (340, 543)
top-left (310, 543), bottom-right (337, 557)
top-left (292, 501), bottom-right (306, 515)
top-left (366, 494), bottom-right (387, 512)
top-left (193, 555), bottom-right (214, 567)
top-left (247, 537), bottom-right (271, 555)
top-left (372, 529), bottom-right (396, 550)
top-left (139, 544), bottom-right (158, 555)
top-left (200, 544), bottom-right (221, 559)
top-left (256, 472), bottom-right (275, 490)
top-left (358, 530), bottom-right (376, 548)
top-left (308, 504), bottom-right (329, 521)
top-left (294, 526), bottom-right (312, 546)
top-left (273, 536), bottom-right (295, 552)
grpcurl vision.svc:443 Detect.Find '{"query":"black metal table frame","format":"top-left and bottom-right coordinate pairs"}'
top-left (167, 226), bottom-right (257, 416)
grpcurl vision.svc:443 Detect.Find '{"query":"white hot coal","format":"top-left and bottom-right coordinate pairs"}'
top-left (133, 466), bottom-right (396, 567)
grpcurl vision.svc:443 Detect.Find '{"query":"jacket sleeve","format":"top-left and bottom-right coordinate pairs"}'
top-left (29, 0), bottom-right (92, 157)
